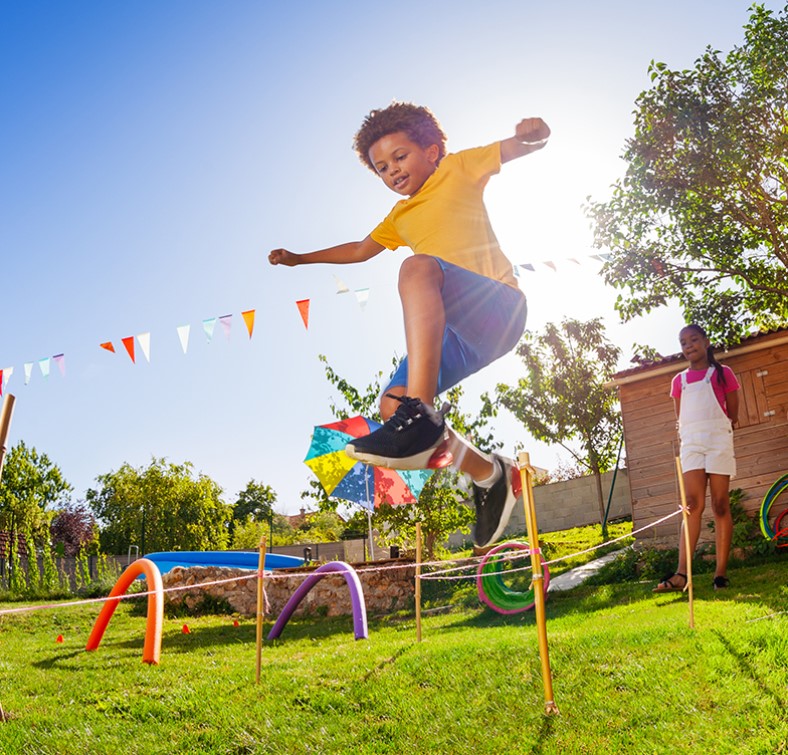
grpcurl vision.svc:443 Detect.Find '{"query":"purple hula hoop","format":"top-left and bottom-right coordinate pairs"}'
top-left (267, 561), bottom-right (368, 640)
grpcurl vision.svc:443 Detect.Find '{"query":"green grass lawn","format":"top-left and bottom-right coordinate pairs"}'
top-left (1, 551), bottom-right (785, 755)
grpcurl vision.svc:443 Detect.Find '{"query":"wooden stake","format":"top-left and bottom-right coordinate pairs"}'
top-left (519, 452), bottom-right (559, 716)
top-left (415, 521), bottom-right (422, 643)
top-left (255, 536), bottom-right (267, 684)
top-left (0, 394), bottom-right (16, 483)
top-left (675, 457), bottom-right (695, 630)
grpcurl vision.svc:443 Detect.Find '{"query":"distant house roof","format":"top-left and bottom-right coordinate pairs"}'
top-left (610, 327), bottom-right (788, 386)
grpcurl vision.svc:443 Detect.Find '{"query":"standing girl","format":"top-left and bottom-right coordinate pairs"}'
top-left (654, 324), bottom-right (740, 592)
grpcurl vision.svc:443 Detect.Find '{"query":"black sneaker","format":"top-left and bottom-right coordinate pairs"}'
top-left (473, 455), bottom-right (519, 548)
top-left (713, 576), bottom-right (729, 590)
top-left (345, 394), bottom-right (449, 470)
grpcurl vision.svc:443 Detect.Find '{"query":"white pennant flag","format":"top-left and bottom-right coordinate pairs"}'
top-left (354, 288), bottom-right (370, 310)
top-left (24, 362), bottom-right (33, 385)
top-left (177, 325), bottom-right (190, 354)
top-left (334, 275), bottom-right (350, 294)
top-left (1, 367), bottom-right (12, 391)
top-left (39, 358), bottom-right (51, 378)
top-left (203, 317), bottom-right (217, 343)
top-left (137, 332), bottom-right (151, 363)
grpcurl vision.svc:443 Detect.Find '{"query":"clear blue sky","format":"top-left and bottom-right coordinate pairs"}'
top-left (1, 1), bottom-right (776, 516)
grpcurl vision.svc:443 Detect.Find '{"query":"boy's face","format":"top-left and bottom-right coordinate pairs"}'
top-left (368, 132), bottom-right (440, 197)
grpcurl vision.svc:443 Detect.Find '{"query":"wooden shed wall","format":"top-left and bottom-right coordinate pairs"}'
top-left (618, 332), bottom-right (788, 542)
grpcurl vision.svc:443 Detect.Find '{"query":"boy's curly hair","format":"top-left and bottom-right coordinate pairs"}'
top-left (353, 102), bottom-right (447, 172)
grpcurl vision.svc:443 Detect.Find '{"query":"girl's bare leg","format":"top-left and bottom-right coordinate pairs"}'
top-left (676, 469), bottom-right (708, 578)
top-left (708, 474), bottom-right (733, 578)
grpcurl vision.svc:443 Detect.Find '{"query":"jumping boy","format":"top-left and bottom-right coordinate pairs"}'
top-left (269, 102), bottom-right (550, 547)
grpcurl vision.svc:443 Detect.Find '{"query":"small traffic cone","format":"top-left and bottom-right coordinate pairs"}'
top-left (55, 634), bottom-right (64, 643)
top-left (233, 620), bottom-right (240, 627)
top-left (181, 624), bottom-right (191, 634)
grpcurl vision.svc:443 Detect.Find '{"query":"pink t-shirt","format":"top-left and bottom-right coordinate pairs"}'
top-left (670, 365), bottom-right (740, 416)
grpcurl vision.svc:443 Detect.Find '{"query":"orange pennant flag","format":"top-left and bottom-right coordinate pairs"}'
top-left (296, 299), bottom-right (310, 330)
top-left (100, 342), bottom-right (116, 353)
top-left (121, 336), bottom-right (136, 363)
top-left (241, 309), bottom-right (255, 339)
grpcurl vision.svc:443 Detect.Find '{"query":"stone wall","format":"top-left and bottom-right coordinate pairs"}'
top-left (509, 468), bottom-right (632, 535)
top-left (161, 559), bottom-right (418, 618)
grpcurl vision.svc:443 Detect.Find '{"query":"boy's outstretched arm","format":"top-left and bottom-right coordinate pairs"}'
top-left (268, 235), bottom-right (385, 267)
top-left (500, 117), bottom-right (551, 163)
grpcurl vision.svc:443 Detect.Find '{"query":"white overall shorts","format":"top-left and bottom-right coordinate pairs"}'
top-left (678, 366), bottom-right (736, 476)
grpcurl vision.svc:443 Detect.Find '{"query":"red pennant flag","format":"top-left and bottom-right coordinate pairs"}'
top-left (100, 341), bottom-right (116, 353)
top-left (241, 309), bottom-right (255, 339)
top-left (0, 369), bottom-right (3, 397)
top-left (296, 299), bottom-right (310, 330)
top-left (121, 336), bottom-right (136, 363)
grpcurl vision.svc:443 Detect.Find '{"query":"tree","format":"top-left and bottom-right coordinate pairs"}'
top-left (0, 441), bottom-right (72, 562)
top-left (86, 458), bottom-right (231, 554)
top-left (586, 3), bottom-right (788, 345)
top-left (495, 318), bottom-right (623, 523)
top-left (50, 503), bottom-right (99, 557)
top-left (232, 480), bottom-right (277, 524)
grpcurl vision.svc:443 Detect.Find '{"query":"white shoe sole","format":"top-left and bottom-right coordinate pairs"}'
top-left (345, 436), bottom-right (444, 471)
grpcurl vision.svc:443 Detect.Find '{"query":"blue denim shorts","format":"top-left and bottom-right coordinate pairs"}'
top-left (384, 258), bottom-right (527, 396)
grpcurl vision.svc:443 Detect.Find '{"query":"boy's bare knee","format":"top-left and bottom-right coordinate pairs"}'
top-left (398, 254), bottom-right (442, 285)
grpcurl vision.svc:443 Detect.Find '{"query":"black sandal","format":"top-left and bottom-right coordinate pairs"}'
top-left (713, 576), bottom-right (729, 590)
top-left (653, 572), bottom-right (687, 593)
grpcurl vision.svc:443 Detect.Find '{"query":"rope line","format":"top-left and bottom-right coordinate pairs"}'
top-left (0, 508), bottom-right (684, 617)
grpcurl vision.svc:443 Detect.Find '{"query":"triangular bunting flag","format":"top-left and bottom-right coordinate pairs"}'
top-left (39, 358), bottom-right (51, 378)
top-left (100, 341), bottom-right (116, 353)
top-left (296, 299), bottom-right (310, 330)
top-left (241, 309), bottom-right (255, 339)
top-left (137, 333), bottom-right (151, 363)
top-left (334, 275), bottom-right (350, 294)
top-left (122, 336), bottom-right (136, 363)
top-left (177, 325), bottom-right (190, 354)
top-left (24, 362), bottom-right (33, 385)
top-left (543, 261), bottom-right (557, 272)
top-left (589, 254), bottom-right (603, 262)
top-left (519, 263), bottom-right (536, 272)
top-left (203, 318), bottom-right (217, 343)
top-left (354, 288), bottom-right (370, 310)
top-left (568, 257), bottom-right (581, 265)
top-left (512, 265), bottom-right (521, 278)
top-left (219, 314), bottom-right (232, 341)
top-left (1, 367), bottom-right (13, 393)
top-left (598, 253), bottom-right (613, 261)
top-left (52, 354), bottom-right (65, 377)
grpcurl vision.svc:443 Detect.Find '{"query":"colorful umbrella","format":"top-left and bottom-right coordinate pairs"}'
top-left (304, 416), bottom-right (433, 509)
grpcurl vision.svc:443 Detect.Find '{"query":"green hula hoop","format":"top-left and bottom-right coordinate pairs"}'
top-left (476, 541), bottom-right (550, 615)
top-left (760, 473), bottom-right (788, 540)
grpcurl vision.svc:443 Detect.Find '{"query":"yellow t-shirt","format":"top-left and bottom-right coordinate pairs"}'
top-left (370, 143), bottom-right (518, 288)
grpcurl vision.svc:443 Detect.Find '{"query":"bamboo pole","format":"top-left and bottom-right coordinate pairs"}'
top-left (255, 536), bottom-right (267, 684)
top-left (0, 394), bottom-right (16, 483)
top-left (518, 451), bottom-right (559, 716)
top-left (675, 457), bottom-right (695, 630)
top-left (415, 521), bottom-right (422, 643)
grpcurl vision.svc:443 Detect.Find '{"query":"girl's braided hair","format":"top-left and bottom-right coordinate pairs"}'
top-left (353, 102), bottom-right (447, 172)
top-left (682, 324), bottom-right (727, 386)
